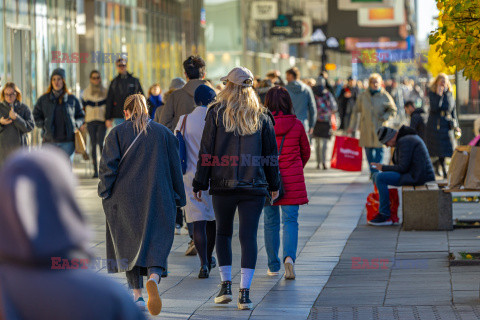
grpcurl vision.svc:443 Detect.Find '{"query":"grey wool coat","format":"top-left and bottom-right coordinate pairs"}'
top-left (98, 120), bottom-right (186, 274)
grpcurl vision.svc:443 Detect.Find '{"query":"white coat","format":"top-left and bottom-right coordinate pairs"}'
top-left (175, 106), bottom-right (215, 223)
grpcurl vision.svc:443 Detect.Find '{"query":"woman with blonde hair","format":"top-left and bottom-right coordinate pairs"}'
top-left (147, 83), bottom-right (163, 120)
top-left (0, 82), bottom-right (34, 166)
top-left (193, 67), bottom-right (280, 310)
top-left (98, 94), bottom-right (186, 316)
top-left (347, 73), bottom-right (397, 177)
top-left (426, 73), bottom-right (460, 178)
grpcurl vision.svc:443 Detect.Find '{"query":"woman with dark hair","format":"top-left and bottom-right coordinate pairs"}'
top-left (193, 67), bottom-right (280, 310)
top-left (33, 68), bottom-right (85, 160)
top-left (262, 86), bottom-right (310, 280)
top-left (82, 70), bottom-right (107, 178)
top-left (98, 94), bottom-right (186, 316)
top-left (0, 82), bottom-right (34, 166)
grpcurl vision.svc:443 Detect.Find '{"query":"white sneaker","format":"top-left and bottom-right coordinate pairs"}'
top-left (135, 297), bottom-right (146, 311)
top-left (284, 258), bottom-right (296, 280)
top-left (267, 269), bottom-right (279, 276)
top-left (175, 224), bottom-right (182, 235)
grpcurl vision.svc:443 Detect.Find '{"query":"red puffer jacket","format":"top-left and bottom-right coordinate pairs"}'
top-left (273, 113), bottom-right (310, 206)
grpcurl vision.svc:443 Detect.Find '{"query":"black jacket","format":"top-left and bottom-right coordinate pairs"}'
top-left (33, 92), bottom-right (84, 143)
top-left (383, 126), bottom-right (435, 186)
top-left (106, 73), bottom-right (143, 120)
top-left (0, 101), bottom-right (35, 164)
top-left (409, 108), bottom-right (426, 140)
top-left (192, 103), bottom-right (280, 196)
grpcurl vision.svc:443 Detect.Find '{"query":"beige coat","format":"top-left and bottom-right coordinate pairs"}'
top-left (349, 89), bottom-right (397, 148)
top-left (157, 79), bottom-right (210, 131)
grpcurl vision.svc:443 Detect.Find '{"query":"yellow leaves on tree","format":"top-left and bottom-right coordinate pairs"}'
top-left (430, 0), bottom-right (480, 80)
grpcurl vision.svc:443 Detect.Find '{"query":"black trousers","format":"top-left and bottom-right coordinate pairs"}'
top-left (87, 121), bottom-right (106, 172)
top-left (212, 194), bottom-right (265, 269)
top-left (125, 266), bottom-right (163, 289)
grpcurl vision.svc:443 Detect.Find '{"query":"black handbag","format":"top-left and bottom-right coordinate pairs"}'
top-left (265, 135), bottom-right (286, 206)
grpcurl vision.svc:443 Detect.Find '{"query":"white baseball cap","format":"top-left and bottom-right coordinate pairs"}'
top-left (220, 67), bottom-right (254, 87)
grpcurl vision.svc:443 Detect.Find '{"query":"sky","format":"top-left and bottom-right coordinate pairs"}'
top-left (416, 0), bottom-right (439, 43)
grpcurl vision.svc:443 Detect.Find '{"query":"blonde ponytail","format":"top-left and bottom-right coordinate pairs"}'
top-left (124, 94), bottom-right (150, 135)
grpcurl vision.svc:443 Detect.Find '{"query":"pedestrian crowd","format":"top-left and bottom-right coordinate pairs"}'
top-left (0, 53), bottom-right (473, 317)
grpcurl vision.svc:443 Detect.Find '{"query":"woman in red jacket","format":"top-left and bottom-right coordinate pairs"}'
top-left (263, 86), bottom-right (310, 280)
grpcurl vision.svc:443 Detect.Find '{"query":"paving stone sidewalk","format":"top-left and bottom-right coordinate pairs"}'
top-left (75, 163), bottom-right (370, 319)
top-left (308, 200), bottom-right (480, 320)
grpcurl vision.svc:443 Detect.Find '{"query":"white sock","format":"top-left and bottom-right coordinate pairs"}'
top-left (219, 265), bottom-right (232, 282)
top-left (285, 257), bottom-right (294, 265)
top-left (240, 268), bottom-right (255, 289)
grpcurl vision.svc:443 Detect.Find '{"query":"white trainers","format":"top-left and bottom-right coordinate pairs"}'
top-left (267, 269), bottom-right (279, 276)
top-left (284, 257), bottom-right (296, 280)
top-left (146, 279), bottom-right (162, 315)
top-left (175, 224), bottom-right (182, 235)
top-left (135, 297), bottom-right (146, 311)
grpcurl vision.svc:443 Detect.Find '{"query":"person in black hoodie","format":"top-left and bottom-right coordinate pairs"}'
top-left (404, 100), bottom-right (426, 140)
top-left (369, 126), bottom-right (435, 226)
top-left (105, 58), bottom-right (143, 128)
top-left (192, 67), bottom-right (280, 310)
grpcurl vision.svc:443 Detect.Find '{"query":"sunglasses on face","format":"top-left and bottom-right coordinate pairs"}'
top-left (91, 76), bottom-right (101, 80)
top-left (117, 64), bottom-right (126, 68)
top-left (5, 93), bottom-right (16, 97)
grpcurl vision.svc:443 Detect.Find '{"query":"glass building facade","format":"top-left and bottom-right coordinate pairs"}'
top-left (0, 0), bottom-right (205, 112)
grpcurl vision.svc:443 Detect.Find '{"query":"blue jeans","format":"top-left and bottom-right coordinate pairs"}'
top-left (372, 171), bottom-right (401, 217)
top-left (54, 142), bottom-right (75, 162)
top-left (365, 147), bottom-right (384, 174)
top-left (263, 205), bottom-right (299, 272)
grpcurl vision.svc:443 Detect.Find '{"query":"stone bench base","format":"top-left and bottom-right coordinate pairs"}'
top-left (402, 185), bottom-right (453, 231)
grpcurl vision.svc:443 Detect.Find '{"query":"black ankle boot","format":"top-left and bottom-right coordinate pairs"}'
top-left (214, 281), bottom-right (232, 304)
top-left (237, 288), bottom-right (252, 310)
top-left (198, 264), bottom-right (209, 278)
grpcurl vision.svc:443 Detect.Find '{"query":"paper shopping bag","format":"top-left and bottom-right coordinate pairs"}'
top-left (464, 147), bottom-right (480, 190)
top-left (447, 146), bottom-right (471, 189)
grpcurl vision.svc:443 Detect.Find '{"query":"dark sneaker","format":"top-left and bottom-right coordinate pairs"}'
top-left (185, 240), bottom-right (197, 256)
top-left (198, 265), bottom-right (210, 279)
top-left (209, 256), bottom-right (217, 271)
top-left (237, 288), bottom-right (253, 310)
top-left (161, 269), bottom-right (168, 278)
top-left (214, 281), bottom-right (232, 304)
top-left (368, 214), bottom-right (393, 226)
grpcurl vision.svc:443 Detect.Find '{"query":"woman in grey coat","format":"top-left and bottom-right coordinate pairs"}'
top-left (98, 94), bottom-right (186, 316)
top-left (0, 82), bottom-right (34, 166)
top-left (0, 147), bottom-right (145, 320)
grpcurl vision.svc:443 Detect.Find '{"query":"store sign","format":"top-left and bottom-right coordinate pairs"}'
top-left (345, 37), bottom-right (407, 51)
top-left (271, 15), bottom-right (303, 38)
top-left (251, 1), bottom-right (278, 20)
top-left (338, 0), bottom-right (394, 11)
top-left (286, 16), bottom-right (312, 43)
top-left (357, 0), bottom-right (405, 27)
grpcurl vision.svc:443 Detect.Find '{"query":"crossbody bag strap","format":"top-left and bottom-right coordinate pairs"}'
top-left (278, 135), bottom-right (286, 155)
top-left (119, 119), bottom-right (151, 165)
top-left (181, 114), bottom-right (188, 135)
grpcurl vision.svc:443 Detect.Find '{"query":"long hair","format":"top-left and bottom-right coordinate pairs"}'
top-left (124, 94), bottom-right (150, 135)
top-left (215, 81), bottom-right (265, 136)
top-left (45, 78), bottom-right (70, 104)
top-left (264, 86), bottom-right (294, 116)
top-left (0, 82), bottom-right (22, 102)
top-left (430, 73), bottom-right (452, 93)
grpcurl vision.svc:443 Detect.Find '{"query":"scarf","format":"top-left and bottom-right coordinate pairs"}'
top-left (369, 88), bottom-right (381, 96)
top-left (149, 95), bottom-right (163, 107)
top-left (52, 89), bottom-right (64, 98)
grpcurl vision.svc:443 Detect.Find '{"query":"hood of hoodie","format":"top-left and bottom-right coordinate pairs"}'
top-left (286, 81), bottom-right (306, 94)
top-left (273, 113), bottom-right (297, 136)
top-left (0, 147), bottom-right (90, 267)
top-left (397, 125), bottom-right (418, 140)
top-left (183, 79), bottom-right (209, 97)
top-left (411, 108), bottom-right (425, 116)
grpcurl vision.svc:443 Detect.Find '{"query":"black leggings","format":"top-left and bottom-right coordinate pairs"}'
top-left (87, 121), bottom-right (106, 170)
top-left (192, 220), bottom-right (216, 266)
top-left (125, 266), bottom-right (163, 289)
top-left (212, 194), bottom-right (265, 269)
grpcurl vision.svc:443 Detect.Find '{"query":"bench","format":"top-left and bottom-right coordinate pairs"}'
top-left (402, 184), bottom-right (453, 231)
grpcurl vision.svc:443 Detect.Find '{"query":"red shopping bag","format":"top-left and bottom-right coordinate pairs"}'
top-left (366, 185), bottom-right (399, 223)
top-left (330, 136), bottom-right (363, 172)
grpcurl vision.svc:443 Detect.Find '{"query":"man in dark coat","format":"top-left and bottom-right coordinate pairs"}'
top-left (98, 115), bottom-right (186, 314)
top-left (369, 126), bottom-right (435, 226)
top-left (0, 147), bottom-right (145, 320)
top-left (105, 58), bottom-right (143, 128)
top-left (404, 100), bottom-right (426, 140)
